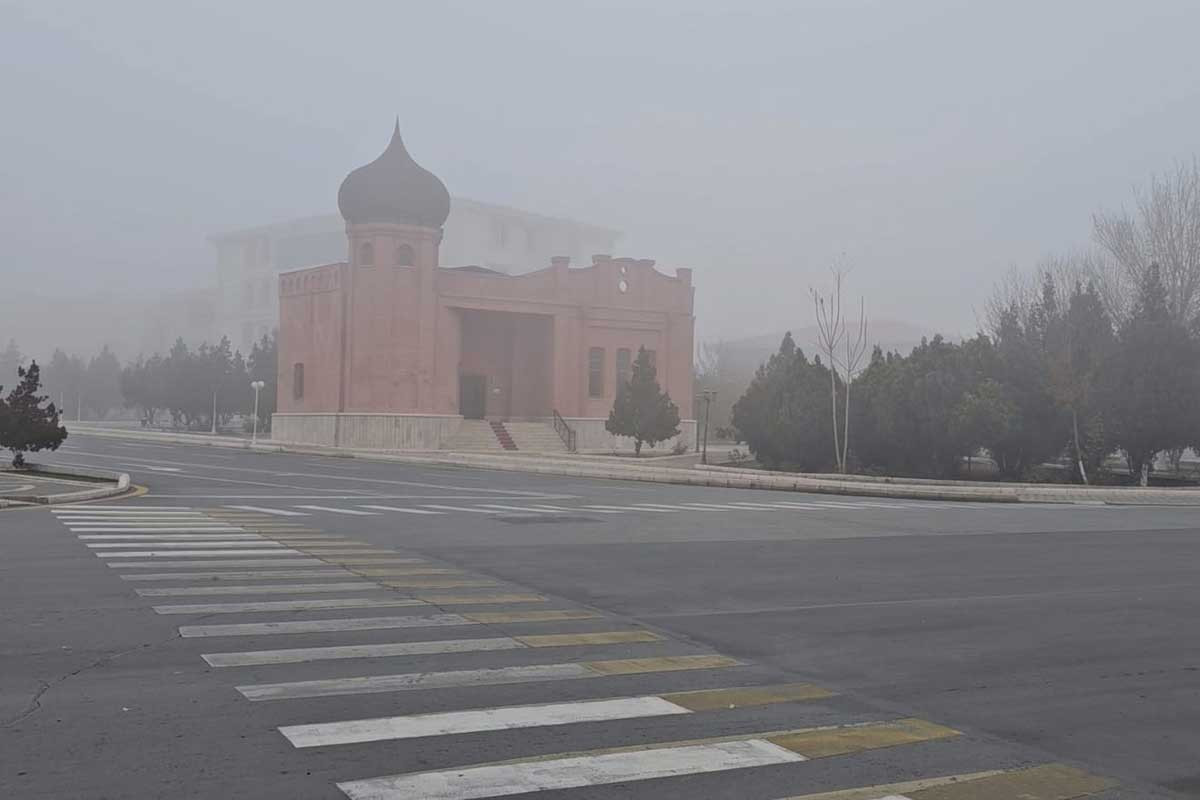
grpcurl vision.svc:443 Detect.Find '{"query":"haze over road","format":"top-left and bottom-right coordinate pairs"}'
top-left (3, 433), bottom-right (1198, 798)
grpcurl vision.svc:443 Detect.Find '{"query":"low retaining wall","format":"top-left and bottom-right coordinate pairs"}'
top-left (272, 413), bottom-right (463, 450)
top-left (562, 417), bottom-right (698, 454)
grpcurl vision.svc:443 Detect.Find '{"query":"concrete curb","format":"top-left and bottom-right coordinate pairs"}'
top-left (64, 424), bottom-right (1200, 506)
top-left (0, 462), bottom-right (131, 508)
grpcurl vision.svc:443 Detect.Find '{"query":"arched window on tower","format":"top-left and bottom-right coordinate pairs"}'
top-left (358, 241), bottom-right (375, 267)
top-left (395, 243), bottom-right (415, 267)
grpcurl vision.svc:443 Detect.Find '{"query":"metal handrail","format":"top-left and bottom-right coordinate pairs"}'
top-left (552, 409), bottom-right (577, 452)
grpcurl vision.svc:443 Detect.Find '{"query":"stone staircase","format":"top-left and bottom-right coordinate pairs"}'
top-left (440, 419), bottom-right (569, 452)
top-left (441, 419), bottom-right (509, 451)
top-left (503, 421), bottom-right (571, 453)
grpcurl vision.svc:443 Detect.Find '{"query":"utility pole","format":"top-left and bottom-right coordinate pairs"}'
top-left (250, 380), bottom-right (265, 445)
top-left (211, 389), bottom-right (218, 435)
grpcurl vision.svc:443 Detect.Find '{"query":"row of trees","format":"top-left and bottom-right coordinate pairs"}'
top-left (1, 340), bottom-right (123, 421)
top-left (731, 160), bottom-right (1200, 485)
top-left (120, 334), bottom-right (276, 431)
top-left (734, 266), bottom-right (1200, 484)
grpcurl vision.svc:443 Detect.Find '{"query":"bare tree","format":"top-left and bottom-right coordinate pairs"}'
top-left (1093, 158), bottom-right (1200, 326)
top-left (812, 265), bottom-right (869, 473)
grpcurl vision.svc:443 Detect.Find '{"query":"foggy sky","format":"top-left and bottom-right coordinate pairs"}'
top-left (4, 0), bottom-right (1200, 347)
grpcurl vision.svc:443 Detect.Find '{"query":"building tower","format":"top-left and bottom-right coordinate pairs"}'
top-left (335, 121), bottom-right (450, 411)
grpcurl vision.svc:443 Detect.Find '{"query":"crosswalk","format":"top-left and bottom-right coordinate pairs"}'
top-left (210, 497), bottom-right (1122, 521)
top-left (48, 504), bottom-right (1120, 799)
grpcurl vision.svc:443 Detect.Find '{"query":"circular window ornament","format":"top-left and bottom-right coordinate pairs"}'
top-left (618, 279), bottom-right (629, 293)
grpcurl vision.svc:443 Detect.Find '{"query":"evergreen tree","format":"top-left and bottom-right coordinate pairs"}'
top-left (0, 361), bottom-right (68, 468)
top-left (605, 346), bottom-right (681, 455)
top-left (84, 346), bottom-right (123, 420)
top-left (731, 333), bottom-right (836, 471)
top-left (0, 339), bottom-right (24, 390)
top-left (248, 332), bottom-right (278, 431)
top-left (1107, 265), bottom-right (1200, 484)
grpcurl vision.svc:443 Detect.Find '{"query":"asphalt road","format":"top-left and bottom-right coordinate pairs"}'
top-left (3, 433), bottom-right (1198, 799)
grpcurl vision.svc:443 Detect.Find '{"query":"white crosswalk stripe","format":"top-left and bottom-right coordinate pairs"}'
top-left (78, 534), bottom-right (266, 540)
top-left (178, 613), bottom-right (474, 638)
top-left (108, 558), bottom-right (334, 568)
top-left (135, 582), bottom-right (377, 597)
top-left (337, 739), bottom-right (806, 799)
top-left (95, 549), bottom-right (305, 558)
top-left (121, 569), bottom-right (355, 581)
top-left (154, 597), bottom-right (430, 615)
top-left (67, 527), bottom-right (245, 533)
top-left (86, 541), bottom-right (289, 549)
top-left (281, 695), bottom-right (690, 748)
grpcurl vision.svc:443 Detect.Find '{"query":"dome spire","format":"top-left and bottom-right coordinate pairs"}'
top-left (337, 122), bottom-right (450, 228)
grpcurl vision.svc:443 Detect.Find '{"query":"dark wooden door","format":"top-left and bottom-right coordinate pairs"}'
top-left (459, 374), bottom-right (486, 419)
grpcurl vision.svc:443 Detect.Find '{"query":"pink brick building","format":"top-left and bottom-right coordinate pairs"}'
top-left (273, 124), bottom-right (695, 452)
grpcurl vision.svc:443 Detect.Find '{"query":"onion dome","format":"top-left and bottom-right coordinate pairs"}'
top-left (337, 120), bottom-right (450, 228)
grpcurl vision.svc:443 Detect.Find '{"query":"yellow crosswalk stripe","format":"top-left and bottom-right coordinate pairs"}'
top-left (776, 763), bottom-right (1116, 799)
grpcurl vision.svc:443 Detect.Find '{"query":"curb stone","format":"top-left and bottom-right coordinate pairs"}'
top-left (0, 462), bottom-right (131, 508)
top-left (64, 424), bottom-right (1200, 506)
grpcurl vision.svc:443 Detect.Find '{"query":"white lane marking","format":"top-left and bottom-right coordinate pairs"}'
top-left (136, 582), bottom-right (376, 597)
top-left (724, 502), bottom-right (783, 510)
top-left (294, 505), bottom-right (378, 516)
top-left (530, 505), bottom-right (622, 514)
top-left (632, 504), bottom-right (690, 512)
top-left (475, 504), bottom-right (559, 514)
top-left (581, 505), bottom-right (634, 513)
top-left (122, 570), bottom-right (354, 581)
top-left (358, 505), bottom-right (442, 515)
top-left (155, 597), bottom-right (428, 615)
top-left (203, 635), bottom-right (522, 667)
top-left (224, 505), bottom-right (309, 516)
top-left (78, 534), bottom-right (265, 540)
top-left (337, 739), bottom-right (806, 799)
top-left (769, 502), bottom-right (826, 509)
top-left (679, 503), bottom-right (743, 511)
top-left (420, 505), bottom-right (498, 514)
top-left (282, 696), bottom-right (689, 748)
top-left (96, 549), bottom-right (304, 558)
top-left (238, 662), bottom-right (594, 701)
top-left (86, 541), bottom-right (287, 549)
top-left (178, 613), bottom-right (472, 638)
top-left (108, 558), bottom-right (331, 568)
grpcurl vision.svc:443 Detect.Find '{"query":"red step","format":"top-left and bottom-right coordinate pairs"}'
top-left (489, 420), bottom-right (518, 450)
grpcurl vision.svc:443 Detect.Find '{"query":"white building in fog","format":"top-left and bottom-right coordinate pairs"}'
top-left (209, 198), bottom-right (621, 352)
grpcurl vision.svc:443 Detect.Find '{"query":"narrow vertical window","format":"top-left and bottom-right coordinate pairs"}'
top-left (358, 241), bottom-right (375, 267)
top-left (616, 348), bottom-right (631, 392)
top-left (645, 349), bottom-right (657, 371)
top-left (395, 243), bottom-right (415, 266)
top-left (293, 363), bottom-right (305, 400)
top-left (588, 347), bottom-right (604, 398)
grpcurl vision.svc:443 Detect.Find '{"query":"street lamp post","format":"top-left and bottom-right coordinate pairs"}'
top-left (250, 380), bottom-right (266, 445)
top-left (698, 389), bottom-right (717, 465)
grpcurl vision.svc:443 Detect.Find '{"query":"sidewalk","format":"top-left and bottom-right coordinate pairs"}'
top-left (64, 423), bottom-right (1200, 506)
